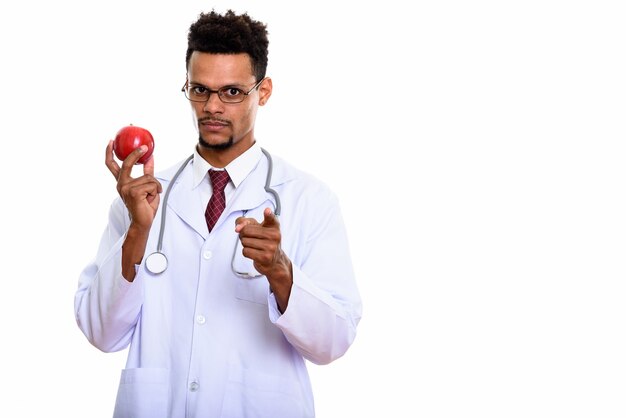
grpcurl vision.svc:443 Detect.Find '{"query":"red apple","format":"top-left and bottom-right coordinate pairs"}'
top-left (113, 124), bottom-right (155, 165)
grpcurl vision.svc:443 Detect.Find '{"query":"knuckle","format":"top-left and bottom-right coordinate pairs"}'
top-left (269, 230), bottom-right (281, 242)
top-left (259, 252), bottom-right (273, 264)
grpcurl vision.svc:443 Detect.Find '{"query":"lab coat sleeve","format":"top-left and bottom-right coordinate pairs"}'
top-left (270, 189), bottom-right (362, 365)
top-left (74, 197), bottom-right (144, 353)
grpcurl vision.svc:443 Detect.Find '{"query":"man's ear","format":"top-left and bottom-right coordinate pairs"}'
top-left (258, 77), bottom-right (273, 105)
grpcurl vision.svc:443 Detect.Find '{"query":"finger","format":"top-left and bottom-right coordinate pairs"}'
top-left (241, 246), bottom-right (277, 269)
top-left (122, 181), bottom-right (161, 199)
top-left (119, 145), bottom-right (149, 180)
top-left (119, 180), bottom-right (162, 212)
top-left (261, 207), bottom-right (279, 228)
top-left (105, 140), bottom-right (121, 179)
top-left (242, 247), bottom-right (266, 263)
top-left (235, 216), bottom-right (259, 233)
top-left (118, 175), bottom-right (162, 193)
top-left (239, 224), bottom-right (280, 245)
top-left (143, 153), bottom-right (155, 177)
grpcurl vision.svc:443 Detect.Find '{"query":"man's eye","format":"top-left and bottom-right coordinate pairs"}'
top-left (191, 86), bottom-right (209, 95)
top-left (221, 87), bottom-right (244, 97)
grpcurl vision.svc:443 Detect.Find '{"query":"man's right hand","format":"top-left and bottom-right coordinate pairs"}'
top-left (105, 140), bottom-right (163, 231)
top-left (105, 140), bottom-right (163, 281)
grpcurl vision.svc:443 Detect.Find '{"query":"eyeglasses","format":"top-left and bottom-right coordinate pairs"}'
top-left (181, 78), bottom-right (265, 104)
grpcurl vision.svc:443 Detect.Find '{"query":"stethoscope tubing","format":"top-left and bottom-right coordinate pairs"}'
top-left (261, 147), bottom-right (281, 216)
top-left (146, 148), bottom-right (280, 275)
top-left (156, 154), bottom-right (194, 253)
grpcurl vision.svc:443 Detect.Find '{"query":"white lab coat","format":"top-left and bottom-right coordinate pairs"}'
top-left (74, 148), bottom-right (362, 418)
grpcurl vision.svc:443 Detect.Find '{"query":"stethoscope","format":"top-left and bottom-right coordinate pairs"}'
top-left (145, 148), bottom-right (281, 275)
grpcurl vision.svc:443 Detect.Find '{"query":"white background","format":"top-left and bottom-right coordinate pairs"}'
top-left (0, 1), bottom-right (625, 417)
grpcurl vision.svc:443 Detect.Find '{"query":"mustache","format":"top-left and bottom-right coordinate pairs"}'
top-left (198, 116), bottom-right (230, 124)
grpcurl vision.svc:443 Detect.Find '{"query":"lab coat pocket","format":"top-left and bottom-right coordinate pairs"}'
top-left (235, 276), bottom-right (269, 305)
top-left (113, 368), bottom-right (170, 418)
top-left (220, 365), bottom-right (309, 418)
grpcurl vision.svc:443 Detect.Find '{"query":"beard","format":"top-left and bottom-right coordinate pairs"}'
top-left (198, 135), bottom-right (234, 150)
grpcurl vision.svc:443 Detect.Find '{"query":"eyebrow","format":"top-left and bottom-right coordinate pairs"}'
top-left (188, 81), bottom-right (247, 89)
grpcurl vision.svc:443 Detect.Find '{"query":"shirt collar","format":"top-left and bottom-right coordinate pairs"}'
top-left (192, 143), bottom-right (263, 189)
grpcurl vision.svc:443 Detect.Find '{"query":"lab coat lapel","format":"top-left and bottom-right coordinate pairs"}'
top-left (228, 155), bottom-right (273, 215)
top-left (163, 163), bottom-right (209, 239)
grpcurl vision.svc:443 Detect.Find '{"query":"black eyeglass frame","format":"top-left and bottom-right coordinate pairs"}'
top-left (181, 78), bottom-right (265, 104)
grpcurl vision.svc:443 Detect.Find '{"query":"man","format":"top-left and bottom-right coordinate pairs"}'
top-left (74, 9), bottom-right (362, 418)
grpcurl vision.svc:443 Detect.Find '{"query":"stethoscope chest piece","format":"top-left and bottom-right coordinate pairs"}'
top-left (145, 252), bottom-right (168, 274)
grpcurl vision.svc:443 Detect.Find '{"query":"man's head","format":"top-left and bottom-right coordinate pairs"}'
top-left (184, 10), bottom-right (272, 166)
top-left (186, 9), bottom-right (269, 82)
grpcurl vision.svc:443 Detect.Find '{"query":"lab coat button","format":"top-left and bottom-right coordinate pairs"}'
top-left (189, 381), bottom-right (199, 392)
top-left (196, 315), bottom-right (206, 325)
top-left (203, 250), bottom-right (213, 260)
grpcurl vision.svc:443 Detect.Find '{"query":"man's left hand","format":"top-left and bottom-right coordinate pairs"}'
top-left (235, 207), bottom-right (293, 312)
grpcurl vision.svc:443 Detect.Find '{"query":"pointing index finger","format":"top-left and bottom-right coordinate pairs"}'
top-left (261, 207), bottom-right (279, 228)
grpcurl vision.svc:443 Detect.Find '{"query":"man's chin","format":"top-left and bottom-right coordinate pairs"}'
top-left (198, 136), bottom-right (234, 150)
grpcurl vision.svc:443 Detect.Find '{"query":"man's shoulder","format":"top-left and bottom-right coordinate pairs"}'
top-left (271, 153), bottom-right (337, 200)
top-left (272, 153), bottom-right (323, 185)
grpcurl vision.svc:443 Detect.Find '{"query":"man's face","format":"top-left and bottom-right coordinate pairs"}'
top-left (186, 52), bottom-right (269, 153)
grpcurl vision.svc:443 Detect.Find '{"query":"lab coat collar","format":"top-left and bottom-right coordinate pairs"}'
top-left (190, 143), bottom-right (263, 190)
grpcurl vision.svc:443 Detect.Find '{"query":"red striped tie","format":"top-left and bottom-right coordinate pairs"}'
top-left (205, 169), bottom-right (230, 232)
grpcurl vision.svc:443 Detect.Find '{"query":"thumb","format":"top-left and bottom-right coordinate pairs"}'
top-left (234, 215), bottom-right (259, 233)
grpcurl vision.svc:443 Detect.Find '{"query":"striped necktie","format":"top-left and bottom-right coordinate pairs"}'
top-left (205, 169), bottom-right (230, 232)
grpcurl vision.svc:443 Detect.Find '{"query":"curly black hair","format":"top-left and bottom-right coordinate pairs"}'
top-left (186, 9), bottom-right (269, 81)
